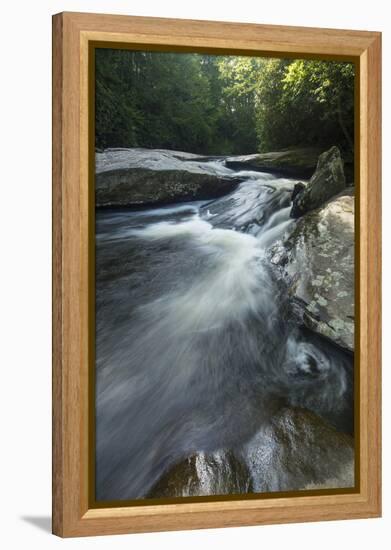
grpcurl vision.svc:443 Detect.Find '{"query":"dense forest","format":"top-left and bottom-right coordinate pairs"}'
top-left (95, 49), bottom-right (354, 156)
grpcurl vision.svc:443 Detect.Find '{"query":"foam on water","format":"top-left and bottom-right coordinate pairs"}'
top-left (95, 167), bottom-right (353, 500)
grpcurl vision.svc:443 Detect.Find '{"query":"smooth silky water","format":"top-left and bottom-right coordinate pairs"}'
top-left (95, 162), bottom-right (353, 500)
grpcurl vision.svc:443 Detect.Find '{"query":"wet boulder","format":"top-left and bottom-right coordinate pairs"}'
top-left (242, 407), bottom-right (354, 492)
top-left (291, 181), bottom-right (306, 201)
top-left (270, 190), bottom-right (354, 351)
top-left (224, 147), bottom-right (322, 179)
top-left (290, 146), bottom-right (346, 218)
top-left (148, 408), bottom-right (354, 498)
top-left (95, 148), bottom-right (241, 207)
top-left (148, 450), bottom-right (252, 498)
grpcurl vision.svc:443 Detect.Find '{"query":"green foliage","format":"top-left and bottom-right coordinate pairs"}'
top-left (95, 49), bottom-right (354, 155)
top-left (216, 57), bottom-right (260, 153)
top-left (255, 59), bottom-right (355, 153)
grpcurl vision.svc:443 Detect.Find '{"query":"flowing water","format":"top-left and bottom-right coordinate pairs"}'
top-left (95, 162), bottom-right (353, 500)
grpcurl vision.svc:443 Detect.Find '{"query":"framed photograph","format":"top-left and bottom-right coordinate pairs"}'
top-left (52, 12), bottom-right (381, 537)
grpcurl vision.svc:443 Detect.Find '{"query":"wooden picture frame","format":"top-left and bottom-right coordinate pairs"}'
top-left (52, 11), bottom-right (381, 537)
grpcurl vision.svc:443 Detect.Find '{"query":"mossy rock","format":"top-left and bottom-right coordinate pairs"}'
top-left (270, 190), bottom-right (354, 351)
top-left (290, 146), bottom-right (346, 218)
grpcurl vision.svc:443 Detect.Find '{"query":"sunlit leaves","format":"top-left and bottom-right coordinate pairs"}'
top-left (95, 49), bottom-right (354, 156)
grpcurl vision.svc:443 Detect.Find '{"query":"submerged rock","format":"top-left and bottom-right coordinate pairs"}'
top-left (270, 190), bottom-right (354, 351)
top-left (242, 407), bottom-right (354, 492)
top-left (290, 146), bottom-right (346, 218)
top-left (224, 147), bottom-right (322, 179)
top-left (95, 148), bottom-right (241, 207)
top-left (200, 177), bottom-right (294, 232)
top-left (148, 450), bottom-right (252, 498)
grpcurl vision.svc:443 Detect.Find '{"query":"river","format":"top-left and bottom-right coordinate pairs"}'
top-left (95, 161), bottom-right (353, 501)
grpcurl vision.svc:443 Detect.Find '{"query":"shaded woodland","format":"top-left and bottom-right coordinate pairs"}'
top-left (96, 49), bottom-right (354, 156)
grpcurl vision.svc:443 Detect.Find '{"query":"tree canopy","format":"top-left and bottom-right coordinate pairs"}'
top-left (95, 49), bottom-right (354, 156)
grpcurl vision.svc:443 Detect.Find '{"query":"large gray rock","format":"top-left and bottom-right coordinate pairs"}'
top-left (148, 408), bottom-right (354, 498)
top-left (95, 148), bottom-right (241, 207)
top-left (270, 190), bottom-right (354, 351)
top-left (242, 408), bottom-right (354, 492)
top-left (224, 147), bottom-right (322, 178)
top-left (148, 450), bottom-right (252, 498)
top-left (290, 146), bottom-right (346, 218)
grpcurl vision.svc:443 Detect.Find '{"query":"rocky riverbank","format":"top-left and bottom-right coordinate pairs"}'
top-left (95, 146), bottom-right (347, 207)
top-left (269, 146), bottom-right (354, 351)
top-left (224, 147), bottom-right (322, 178)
